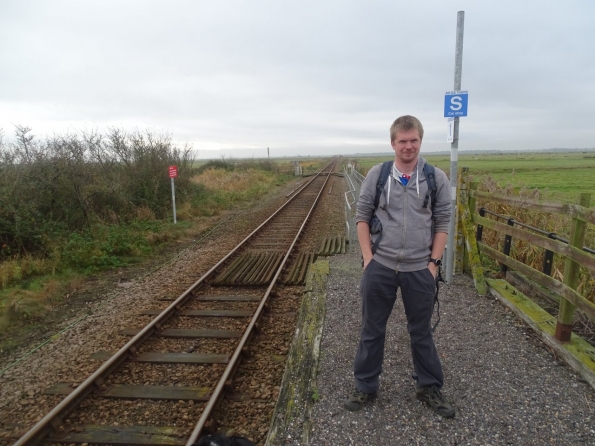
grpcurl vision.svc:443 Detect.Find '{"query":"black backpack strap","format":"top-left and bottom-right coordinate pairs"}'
top-left (374, 160), bottom-right (393, 209)
top-left (422, 163), bottom-right (437, 209)
top-left (413, 265), bottom-right (443, 379)
top-left (422, 163), bottom-right (441, 331)
top-left (369, 160), bottom-right (392, 255)
top-left (432, 266), bottom-right (444, 332)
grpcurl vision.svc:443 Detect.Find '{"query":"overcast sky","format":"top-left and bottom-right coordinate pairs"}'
top-left (1, 1), bottom-right (593, 158)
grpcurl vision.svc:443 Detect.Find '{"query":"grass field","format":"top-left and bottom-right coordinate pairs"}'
top-left (351, 151), bottom-right (595, 203)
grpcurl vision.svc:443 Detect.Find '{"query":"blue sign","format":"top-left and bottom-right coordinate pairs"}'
top-left (444, 90), bottom-right (469, 117)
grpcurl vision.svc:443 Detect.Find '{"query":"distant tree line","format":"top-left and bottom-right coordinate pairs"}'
top-left (0, 126), bottom-right (195, 260)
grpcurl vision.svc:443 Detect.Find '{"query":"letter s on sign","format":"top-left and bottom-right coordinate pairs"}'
top-left (450, 96), bottom-right (462, 111)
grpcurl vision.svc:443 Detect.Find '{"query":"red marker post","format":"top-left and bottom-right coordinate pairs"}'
top-left (169, 165), bottom-right (178, 224)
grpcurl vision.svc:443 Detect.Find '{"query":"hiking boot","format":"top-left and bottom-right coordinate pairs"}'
top-left (344, 388), bottom-right (377, 411)
top-left (416, 386), bottom-right (455, 418)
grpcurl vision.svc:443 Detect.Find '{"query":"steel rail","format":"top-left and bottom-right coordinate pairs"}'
top-left (186, 159), bottom-right (337, 445)
top-left (14, 160), bottom-right (337, 446)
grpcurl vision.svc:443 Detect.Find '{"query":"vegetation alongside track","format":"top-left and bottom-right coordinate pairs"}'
top-left (0, 128), bottom-right (322, 344)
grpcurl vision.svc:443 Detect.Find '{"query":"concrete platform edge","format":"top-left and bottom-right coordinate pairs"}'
top-left (265, 260), bottom-right (330, 446)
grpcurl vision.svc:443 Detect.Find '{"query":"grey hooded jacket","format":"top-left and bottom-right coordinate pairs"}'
top-left (355, 156), bottom-right (451, 272)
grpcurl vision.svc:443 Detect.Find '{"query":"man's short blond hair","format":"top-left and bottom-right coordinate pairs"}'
top-left (390, 115), bottom-right (424, 142)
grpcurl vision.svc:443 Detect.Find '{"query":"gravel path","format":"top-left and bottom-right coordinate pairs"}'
top-left (305, 247), bottom-right (595, 446)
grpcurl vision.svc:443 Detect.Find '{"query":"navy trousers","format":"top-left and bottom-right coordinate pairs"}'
top-left (353, 259), bottom-right (444, 393)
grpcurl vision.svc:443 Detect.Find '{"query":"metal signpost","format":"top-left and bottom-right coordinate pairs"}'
top-left (169, 165), bottom-right (178, 224)
top-left (445, 11), bottom-right (466, 283)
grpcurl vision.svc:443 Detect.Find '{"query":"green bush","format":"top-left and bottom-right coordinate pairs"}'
top-left (61, 231), bottom-right (119, 271)
top-left (59, 223), bottom-right (166, 272)
top-left (0, 127), bottom-right (293, 290)
top-left (0, 127), bottom-right (195, 261)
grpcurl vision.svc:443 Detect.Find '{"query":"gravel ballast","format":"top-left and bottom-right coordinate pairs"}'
top-left (300, 248), bottom-right (595, 446)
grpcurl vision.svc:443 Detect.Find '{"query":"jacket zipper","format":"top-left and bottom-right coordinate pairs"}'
top-left (395, 178), bottom-right (408, 271)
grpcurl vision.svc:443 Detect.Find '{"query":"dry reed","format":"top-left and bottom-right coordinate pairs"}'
top-left (474, 176), bottom-right (594, 303)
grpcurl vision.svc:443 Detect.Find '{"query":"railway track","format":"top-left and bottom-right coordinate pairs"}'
top-left (14, 159), bottom-right (339, 446)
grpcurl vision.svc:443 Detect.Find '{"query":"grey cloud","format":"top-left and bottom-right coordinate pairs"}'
top-left (1, 0), bottom-right (594, 157)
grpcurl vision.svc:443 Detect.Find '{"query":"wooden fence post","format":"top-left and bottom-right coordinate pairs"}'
top-left (458, 181), bottom-right (487, 295)
top-left (455, 168), bottom-right (468, 274)
top-left (466, 181), bottom-right (479, 274)
top-left (555, 192), bottom-right (591, 342)
top-left (468, 182), bottom-right (478, 215)
top-left (501, 218), bottom-right (515, 274)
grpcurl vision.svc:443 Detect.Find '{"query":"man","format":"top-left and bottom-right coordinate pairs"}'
top-left (344, 115), bottom-right (455, 418)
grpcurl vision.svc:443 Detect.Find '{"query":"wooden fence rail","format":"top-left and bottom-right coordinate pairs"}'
top-left (459, 177), bottom-right (595, 387)
top-left (462, 183), bottom-right (594, 341)
top-left (470, 190), bottom-right (595, 225)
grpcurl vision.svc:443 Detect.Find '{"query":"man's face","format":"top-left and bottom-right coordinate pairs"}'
top-left (391, 128), bottom-right (421, 164)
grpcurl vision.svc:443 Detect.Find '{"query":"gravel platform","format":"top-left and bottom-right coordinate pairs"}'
top-left (301, 247), bottom-right (595, 446)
